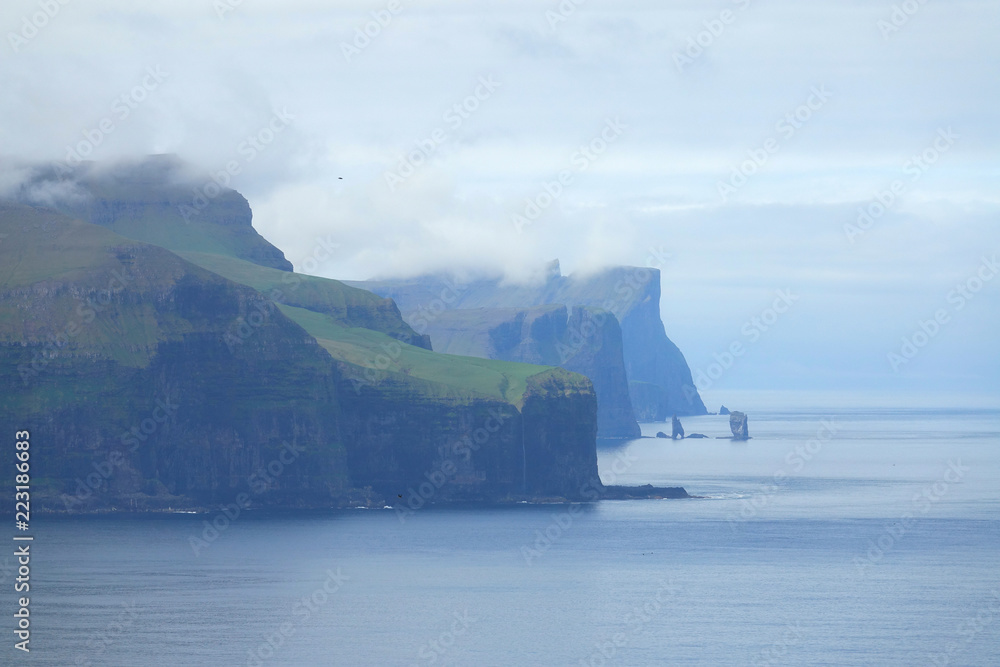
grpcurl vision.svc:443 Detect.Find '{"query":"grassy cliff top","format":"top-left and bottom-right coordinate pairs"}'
top-left (179, 250), bottom-right (425, 345)
top-left (0, 201), bottom-right (593, 407)
top-left (276, 303), bottom-right (588, 406)
top-left (0, 203), bottom-right (129, 286)
top-left (10, 157), bottom-right (293, 271)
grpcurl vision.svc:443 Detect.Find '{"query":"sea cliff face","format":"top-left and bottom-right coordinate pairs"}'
top-left (417, 305), bottom-right (640, 438)
top-left (337, 368), bottom-right (599, 504)
top-left (0, 205), bottom-right (346, 509)
top-left (0, 197), bottom-right (602, 510)
top-left (348, 261), bottom-right (708, 423)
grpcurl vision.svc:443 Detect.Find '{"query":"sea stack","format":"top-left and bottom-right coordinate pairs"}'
top-left (730, 411), bottom-right (749, 440)
top-left (672, 416), bottom-right (685, 440)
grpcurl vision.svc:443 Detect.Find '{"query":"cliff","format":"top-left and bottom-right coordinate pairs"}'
top-left (348, 261), bottom-right (708, 422)
top-left (0, 204), bottom-right (347, 509)
top-left (11, 155), bottom-right (294, 271)
top-left (0, 199), bottom-right (604, 509)
top-left (417, 305), bottom-right (640, 438)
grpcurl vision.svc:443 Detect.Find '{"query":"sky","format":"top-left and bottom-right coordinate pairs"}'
top-left (1, 0), bottom-right (998, 398)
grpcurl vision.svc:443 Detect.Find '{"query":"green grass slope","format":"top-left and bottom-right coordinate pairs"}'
top-left (275, 303), bottom-right (585, 408)
top-left (179, 250), bottom-right (429, 348)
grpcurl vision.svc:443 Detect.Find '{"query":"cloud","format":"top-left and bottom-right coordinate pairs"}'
top-left (1, 0), bottom-right (998, 393)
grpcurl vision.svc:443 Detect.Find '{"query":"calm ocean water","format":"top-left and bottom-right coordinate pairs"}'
top-left (6, 398), bottom-right (999, 666)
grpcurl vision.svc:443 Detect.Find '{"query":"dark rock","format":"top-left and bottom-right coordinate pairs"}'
top-left (0, 202), bottom-right (604, 510)
top-left (730, 411), bottom-right (750, 440)
top-left (671, 415), bottom-right (684, 439)
top-left (602, 484), bottom-right (689, 499)
top-left (719, 405), bottom-right (730, 415)
top-left (656, 431), bottom-right (668, 439)
top-left (686, 433), bottom-right (708, 438)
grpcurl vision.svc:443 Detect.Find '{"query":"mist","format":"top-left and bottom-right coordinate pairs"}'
top-left (2, 0), bottom-right (998, 396)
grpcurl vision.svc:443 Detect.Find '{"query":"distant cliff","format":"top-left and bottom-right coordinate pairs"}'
top-left (348, 261), bottom-right (708, 422)
top-left (0, 170), bottom-right (608, 510)
top-left (417, 305), bottom-right (640, 438)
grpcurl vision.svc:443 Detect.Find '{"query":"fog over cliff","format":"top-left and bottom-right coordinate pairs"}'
top-left (2, 0), bottom-right (998, 396)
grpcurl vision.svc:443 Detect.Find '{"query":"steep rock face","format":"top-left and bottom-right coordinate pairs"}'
top-left (9, 157), bottom-right (431, 349)
top-left (177, 251), bottom-right (432, 350)
top-left (730, 411), bottom-right (750, 440)
top-left (0, 203), bottom-right (602, 508)
top-left (11, 156), bottom-right (294, 271)
top-left (0, 205), bottom-right (346, 509)
top-left (348, 261), bottom-right (707, 421)
top-left (417, 305), bottom-right (639, 438)
top-left (520, 369), bottom-right (600, 498)
top-left (336, 368), bottom-right (599, 503)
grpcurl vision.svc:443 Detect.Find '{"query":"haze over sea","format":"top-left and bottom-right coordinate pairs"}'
top-left (10, 392), bottom-right (999, 666)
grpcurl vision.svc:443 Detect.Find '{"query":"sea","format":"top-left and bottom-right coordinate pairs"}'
top-left (6, 393), bottom-right (999, 666)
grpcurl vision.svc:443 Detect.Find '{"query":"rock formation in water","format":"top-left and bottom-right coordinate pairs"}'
top-left (719, 405), bottom-right (730, 415)
top-left (730, 411), bottom-right (750, 440)
top-left (671, 416), bottom-right (685, 440)
top-left (656, 431), bottom-right (668, 439)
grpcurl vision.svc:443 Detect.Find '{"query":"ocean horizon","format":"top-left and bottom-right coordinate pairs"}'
top-left (7, 395), bottom-right (998, 666)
